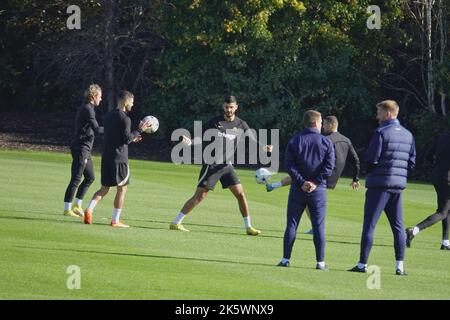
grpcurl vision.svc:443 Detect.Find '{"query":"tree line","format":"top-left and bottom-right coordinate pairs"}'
top-left (1, 0), bottom-right (449, 178)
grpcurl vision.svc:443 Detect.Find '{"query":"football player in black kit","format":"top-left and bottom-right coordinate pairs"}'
top-left (83, 90), bottom-right (151, 227)
top-left (264, 115), bottom-right (360, 234)
top-left (170, 95), bottom-right (273, 235)
top-left (63, 84), bottom-right (103, 218)
top-left (406, 132), bottom-right (450, 250)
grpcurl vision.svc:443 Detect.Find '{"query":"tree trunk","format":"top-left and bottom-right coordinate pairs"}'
top-left (426, 0), bottom-right (436, 113)
top-left (105, 0), bottom-right (115, 111)
top-left (438, 0), bottom-right (447, 116)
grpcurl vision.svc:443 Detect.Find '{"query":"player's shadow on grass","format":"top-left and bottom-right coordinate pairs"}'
top-left (15, 245), bottom-right (309, 270)
top-left (0, 213), bottom-right (392, 248)
top-left (129, 217), bottom-right (285, 233)
top-left (0, 215), bottom-right (170, 232)
top-left (129, 218), bottom-right (365, 241)
top-left (127, 224), bottom-right (394, 248)
top-left (0, 215), bottom-right (83, 225)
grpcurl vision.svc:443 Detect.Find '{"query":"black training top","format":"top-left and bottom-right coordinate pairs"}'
top-left (325, 131), bottom-right (360, 188)
top-left (202, 115), bottom-right (250, 165)
top-left (426, 132), bottom-right (450, 183)
top-left (102, 109), bottom-right (141, 163)
top-left (71, 103), bottom-right (101, 153)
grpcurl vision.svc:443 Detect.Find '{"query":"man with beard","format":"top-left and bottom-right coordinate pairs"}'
top-left (169, 95), bottom-right (272, 235)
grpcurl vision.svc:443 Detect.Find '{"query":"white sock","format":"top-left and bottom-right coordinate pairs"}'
top-left (75, 198), bottom-right (83, 207)
top-left (442, 239), bottom-right (450, 246)
top-left (112, 208), bottom-right (122, 224)
top-left (271, 182), bottom-right (283, 189)
top-left (243, 216), bottom-right (252, 228)
top-left (64, 202), bottom-right (72, 211)
top-left (281, 258), bottom-right (289, 264)
top-left (172, 212), bottom-right (186, 225)
top-left (396, 260), bottom-right (404, 271)
top-left (87, 200), bottom-right (97, 212)
top-left (317, 261), bottom-right (325, 267)
top-left (357, 262), bottom-right (367, 269)
top-left (413, 226), bottom-right (420, 236)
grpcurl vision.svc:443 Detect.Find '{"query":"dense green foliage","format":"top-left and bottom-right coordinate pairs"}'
top-left (1, 1), bottom-right (449, 177)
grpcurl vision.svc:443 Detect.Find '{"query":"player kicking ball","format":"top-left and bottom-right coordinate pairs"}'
top-left (170, 95), bottom-right (272, 235)
top-left (83, 90), bottom-right (151, 228)
top-left (265, 116), bottom-right (360, 234)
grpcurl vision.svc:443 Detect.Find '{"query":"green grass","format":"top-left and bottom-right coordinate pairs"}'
top-left (0, 149), bottom-right (449, 299)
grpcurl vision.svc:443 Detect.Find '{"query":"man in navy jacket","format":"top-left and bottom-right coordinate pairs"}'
top-left (278, 110), bottom-right (335, 270)
top-left (349, 100), bottom-right (416, 276)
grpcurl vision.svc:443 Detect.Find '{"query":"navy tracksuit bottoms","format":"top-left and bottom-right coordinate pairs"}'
top-left (359, 188), bottom-right (406, 264)
top-left (283, 186), bottom-right (327, 262)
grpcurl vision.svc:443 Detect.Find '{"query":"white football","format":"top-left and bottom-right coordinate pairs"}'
top-left (142, 115), bottom-right (159, 134)
top-left (255, 168), bottom-right (272, 184)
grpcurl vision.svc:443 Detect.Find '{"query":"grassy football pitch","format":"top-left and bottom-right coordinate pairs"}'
top-left (0, 149), bottom-right (449, 299)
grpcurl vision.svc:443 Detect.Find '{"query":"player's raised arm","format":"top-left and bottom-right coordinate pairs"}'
top-left (241, 121), bottom-right (273, 153)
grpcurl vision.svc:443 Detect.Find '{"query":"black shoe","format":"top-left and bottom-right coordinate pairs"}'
top-left (277, 260), bottom-right (290, 267)
top-left (405, 227), bottom-right (415, 248)
top-left (440, 244), bottom-right (450, 250)
top-left (348, 265), bottom-right (367, 273)
top-left (316, 263), bottom-right (329, 271)
top-left (396, 269), bottom-right (408, 276)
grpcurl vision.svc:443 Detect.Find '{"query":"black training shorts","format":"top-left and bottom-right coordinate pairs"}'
top-left (101, 160), bottom-right (130, 187)
top-left (197, 164), bottom-right (240, 190)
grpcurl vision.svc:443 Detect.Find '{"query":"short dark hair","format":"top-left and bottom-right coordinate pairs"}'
top-left (324, 115), bottom-right (338, 129)
top-left (303, 110), bottom-right (322, 128)
top-left (118, 90), bottom-right (134, 102)
top-left (224, 95), bottom-right (237, 104)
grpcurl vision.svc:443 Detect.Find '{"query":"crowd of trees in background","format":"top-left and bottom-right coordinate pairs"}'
top-left (1, 0), bottom-right (449, 178)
